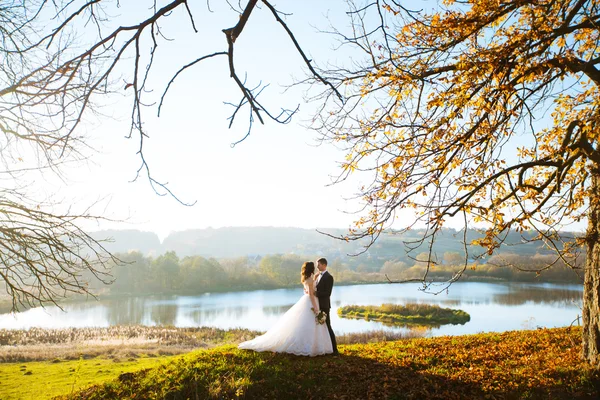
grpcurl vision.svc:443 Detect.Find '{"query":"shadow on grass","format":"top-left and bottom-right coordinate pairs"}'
top-left (242, 352), bottom-right (485, 400)
top-left (64, 345), bottom-right (600, 400)
top-left (241, 351), bottom-right (599, 400)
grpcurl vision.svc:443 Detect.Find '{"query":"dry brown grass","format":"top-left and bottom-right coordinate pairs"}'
top-left (0, 326), bottom-right (261, 362)
top-left (1, 326), bottom-right (428, 362)
top-left (336, 328), bottom-right (427, 344)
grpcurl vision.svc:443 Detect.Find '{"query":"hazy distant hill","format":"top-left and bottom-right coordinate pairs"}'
top-left (90, 230), bottom-right (162, 255)
top-left (89, 226), bottom-right (570, 260)
top-left (160, 227), bottom-right (356, 258)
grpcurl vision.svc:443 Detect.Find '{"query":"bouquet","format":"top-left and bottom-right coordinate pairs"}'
top-left (312, 308), bottom-right (327, 325)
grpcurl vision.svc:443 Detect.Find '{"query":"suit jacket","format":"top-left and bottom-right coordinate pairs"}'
top-left (315, 271), bottom-right (334, 311)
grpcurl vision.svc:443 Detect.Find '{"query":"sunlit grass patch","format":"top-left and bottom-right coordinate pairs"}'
top-left (0, 353), bottom-right (183, 400)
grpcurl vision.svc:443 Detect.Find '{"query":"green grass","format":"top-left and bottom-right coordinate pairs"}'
top-left (338, 303), bottom-right (471, 326)
top-left (2, 327), bottom-right (598, 399)
top-left (0, 353), bottom-right (182, 400)
top-left (61, 327), bottom-right (600, 399)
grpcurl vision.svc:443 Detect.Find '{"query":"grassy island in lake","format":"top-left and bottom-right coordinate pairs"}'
top-left (337, 303), bottom-right (470, 326)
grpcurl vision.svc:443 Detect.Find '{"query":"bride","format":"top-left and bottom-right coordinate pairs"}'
top-left (238, 261), bottom-right (333, 356)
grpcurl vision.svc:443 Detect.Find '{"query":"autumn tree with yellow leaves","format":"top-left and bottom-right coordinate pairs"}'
top-left (4, 0), bottom-right (600, 367)
top-left (312, 0), bottom-right (600, 365)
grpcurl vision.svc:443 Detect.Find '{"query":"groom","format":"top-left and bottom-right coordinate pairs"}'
top-left (315, 257), bottom-right (339, 355)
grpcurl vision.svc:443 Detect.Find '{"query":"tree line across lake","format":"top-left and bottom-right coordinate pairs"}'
top-left (92, 250), bottom-right (583, 296)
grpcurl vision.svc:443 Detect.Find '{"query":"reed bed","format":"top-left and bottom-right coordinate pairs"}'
top-left (0, 325), bottom-right (429, 362)
top-left (0, 326), bottom-right (261, 362)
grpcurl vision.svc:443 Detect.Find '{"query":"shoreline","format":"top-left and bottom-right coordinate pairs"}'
top-left (0, 277), bottom-right (584, 314)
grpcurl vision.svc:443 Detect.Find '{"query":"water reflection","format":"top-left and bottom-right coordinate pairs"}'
top-left (378, 297), bottom-right (463, 307)
top-left (342, 316), bottom-right (444, 329)
top-left (185, 309), bottom-right (205, 325)
top-left (105, 297), bottom-right (149, 325)
top-left (0, 282), bottom-right (583, 337)
top-left (492, 285), bottom-right (581, 307)
top-left (149, 304), bottom-right (179, 326)
top-left (185, 306), bottom-right (250, 326)
top-left (262, 304), bottom-right (294, 316)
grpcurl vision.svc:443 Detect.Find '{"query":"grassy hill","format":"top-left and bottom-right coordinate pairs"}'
top-left (3, 327), bottom-right (597, 399)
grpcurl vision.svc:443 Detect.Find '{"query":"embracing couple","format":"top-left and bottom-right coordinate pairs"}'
top-left (239, 257), bottom-right (339, 356)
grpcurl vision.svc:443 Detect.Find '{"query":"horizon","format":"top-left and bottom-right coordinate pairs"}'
top-left (92, 224), bottom-right (587, 245)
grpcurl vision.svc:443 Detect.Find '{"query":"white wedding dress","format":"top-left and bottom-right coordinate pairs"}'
top-left (238, 275), bottom-right (333, 356)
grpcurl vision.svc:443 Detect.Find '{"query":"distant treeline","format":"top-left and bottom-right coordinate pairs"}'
top-left (93, 250), bottom-right (583, 296)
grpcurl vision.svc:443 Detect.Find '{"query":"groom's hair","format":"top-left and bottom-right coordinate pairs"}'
top-left (317, 257), bottom-right (327, 266)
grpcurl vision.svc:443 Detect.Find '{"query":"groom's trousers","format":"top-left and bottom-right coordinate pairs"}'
top-left (324, 308), bottom-right (338, 354)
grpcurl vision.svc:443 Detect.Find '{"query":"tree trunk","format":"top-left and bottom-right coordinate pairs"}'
top-left (583, 168), bottom-right (600, 366)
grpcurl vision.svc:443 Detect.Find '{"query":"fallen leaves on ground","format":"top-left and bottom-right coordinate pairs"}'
top-left (61, 327), bottom-right (599, 399)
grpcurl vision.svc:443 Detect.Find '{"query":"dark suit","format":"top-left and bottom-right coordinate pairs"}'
top-left (315, 270), bottom-right (338, 354)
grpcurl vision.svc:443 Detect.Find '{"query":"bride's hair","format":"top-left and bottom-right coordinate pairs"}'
top-left (301, 261), bottom-right (315, 283)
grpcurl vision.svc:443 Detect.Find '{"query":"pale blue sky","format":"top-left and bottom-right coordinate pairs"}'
top-left (37, 0), bottom-right (586, 241)
top-left (52, 0), bottom-right (368, 241)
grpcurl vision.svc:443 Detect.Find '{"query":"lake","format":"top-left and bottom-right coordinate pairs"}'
top-left (0, 282), bottom-right (583, 337)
